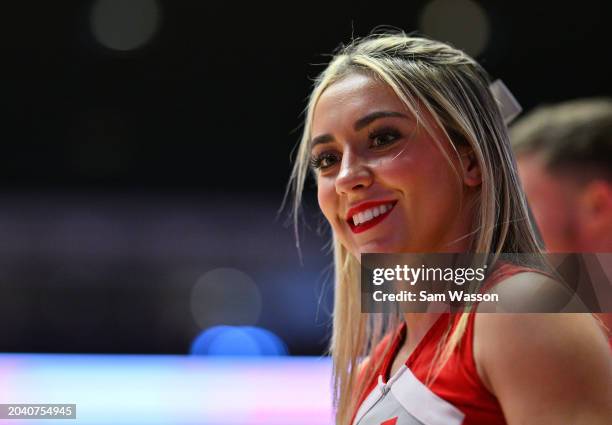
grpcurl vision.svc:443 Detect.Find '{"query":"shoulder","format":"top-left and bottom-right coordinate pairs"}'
top-left (474, 310), bottom-right (611, 376)
top-left (477, 270), bottom-right (573, 313)
top-left (473, 307), bottom-right (612, 423)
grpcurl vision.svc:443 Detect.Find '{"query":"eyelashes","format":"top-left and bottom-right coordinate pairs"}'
top-left (310, 127), bottom-right (403, 171)
top-left (370, 127), bottom-right (401, 148)
top-left (310, 152), bottom-right (340, 170)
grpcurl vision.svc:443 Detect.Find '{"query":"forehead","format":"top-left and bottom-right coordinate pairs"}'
top-left (312, 73), bottom-right (411, 131)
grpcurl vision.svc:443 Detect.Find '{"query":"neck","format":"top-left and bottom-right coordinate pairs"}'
top-left (402, 312), bottom-right (442, 347)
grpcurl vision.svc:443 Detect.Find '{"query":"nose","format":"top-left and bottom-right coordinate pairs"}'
top-left (335, 150), bottom-right (374, 195)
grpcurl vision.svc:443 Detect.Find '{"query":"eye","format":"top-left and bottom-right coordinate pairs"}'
top-left (310, 152), bottom-right (340, 171)
top-left (370, 127), bottom-right (401, 148)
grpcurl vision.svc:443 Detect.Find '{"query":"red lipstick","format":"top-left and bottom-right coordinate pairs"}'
top-left (346, 200), bottom-right (397, 234)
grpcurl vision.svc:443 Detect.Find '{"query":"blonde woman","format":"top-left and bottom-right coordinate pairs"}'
top-left (287, 33), bottom-right (611, 424)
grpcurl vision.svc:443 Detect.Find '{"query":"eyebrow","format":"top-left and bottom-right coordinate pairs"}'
top-left (310, 110), bottom-right (411, 149)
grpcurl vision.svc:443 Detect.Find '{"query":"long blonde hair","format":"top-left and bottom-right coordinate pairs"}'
top-left (286, 32), bottom-right (543, 425)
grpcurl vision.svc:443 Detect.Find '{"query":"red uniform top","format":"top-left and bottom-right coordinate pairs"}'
top-left (351, 263), bottom-right (536, 425)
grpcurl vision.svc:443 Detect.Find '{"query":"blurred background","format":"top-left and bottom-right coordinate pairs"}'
top-left (0, 0), bottom-right (610, 423)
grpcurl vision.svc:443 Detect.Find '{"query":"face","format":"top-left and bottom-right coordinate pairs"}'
top-left (310, 73), bottom-right (480, 259)
top-left (517, 153), bottom-right (580, 252)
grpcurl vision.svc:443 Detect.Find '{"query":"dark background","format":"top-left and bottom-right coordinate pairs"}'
top-left (0, 0), bottom-right (610, 355)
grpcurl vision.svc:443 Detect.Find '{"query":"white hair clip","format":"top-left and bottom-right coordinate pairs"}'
top-left (489, 79), bottom-right (522, 125)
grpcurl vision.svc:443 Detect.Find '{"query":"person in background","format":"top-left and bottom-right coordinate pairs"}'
top-left (511, 97), bottom-right (612, 334)
top-left (511, 98), bottom-right (612, 252)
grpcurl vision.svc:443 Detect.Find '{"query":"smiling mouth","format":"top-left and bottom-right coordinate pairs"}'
top-left (347, 201), bottom-right (397, 234)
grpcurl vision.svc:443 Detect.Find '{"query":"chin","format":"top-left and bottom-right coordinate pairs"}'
top-left (357, 240), bottom-right (403, 255)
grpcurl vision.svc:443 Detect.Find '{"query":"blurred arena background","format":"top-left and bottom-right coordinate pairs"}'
top-left (0, 0), bottom-right (610, 423)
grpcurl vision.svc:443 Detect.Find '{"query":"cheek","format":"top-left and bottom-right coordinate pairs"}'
top-left (373, 147), bottom-right (456, 197)
top-left (526, 184), bottom-right (566, 226)
top-left (317, 178), bottom-right (338, 225)
top-left (370, 150), bottom-right (418, 184)
top-left (532, 197), bottom-right (571, 235)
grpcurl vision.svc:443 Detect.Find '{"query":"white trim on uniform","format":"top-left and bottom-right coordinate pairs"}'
top-left (353, 365), bottom-right (465, 425)
top-left (390, 366), bottom-right (465, 425)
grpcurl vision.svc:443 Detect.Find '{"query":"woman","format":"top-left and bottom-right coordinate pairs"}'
top-left (286, 33), bottom-right (611, 424)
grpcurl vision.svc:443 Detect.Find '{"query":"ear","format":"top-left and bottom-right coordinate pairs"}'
top-left (578, 180), bottom-right (612, 232)
top-left (459, 147), bottom-right (482, 187)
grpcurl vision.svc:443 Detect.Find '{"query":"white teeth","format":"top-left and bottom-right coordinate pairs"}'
top-left (351, 203), bottom-right (394, 226)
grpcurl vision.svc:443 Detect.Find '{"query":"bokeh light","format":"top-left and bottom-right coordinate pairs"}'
top-left (190, 326), bottom-right (288, 356)
top-left (419, 0), bottom-right (490, 57)
top-left (90, 0), bottom-right (161, 51)
top-left (190, 268), bottom-right (262, 329)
